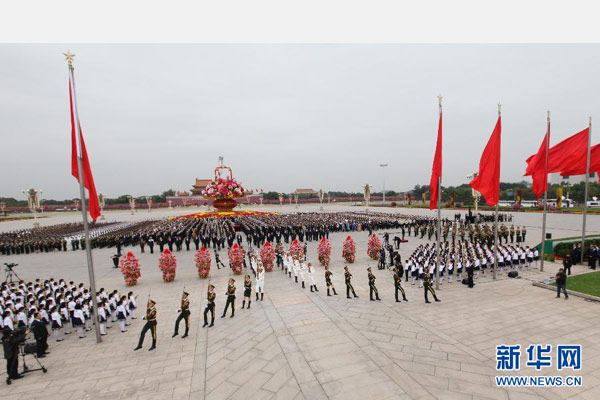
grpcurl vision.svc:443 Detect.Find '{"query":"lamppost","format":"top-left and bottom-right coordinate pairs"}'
top-left (278, 193), bottom-right (284, 206)
top-left (289, 194), bottom-right (293, 205)
top-left (327, 192), bottom-right (331, 204)
top-left (127, 195), bottom-right (136, 215)
top-left (145, 196), bottom-right (152, 212)
top-left (380, 164), bottom-right (388, 205)
top-left (294, 193), bottom-right (299, 209)
top-left (318, 189), bottom-right (324, 211)
top-left (22, 188), bottom-right (42, 221)
top-left (168, 200), bottom-right (173, 209)
top-left (0, 201), bottom-right (6, 216)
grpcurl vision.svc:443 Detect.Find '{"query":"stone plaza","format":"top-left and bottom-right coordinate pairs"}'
top-left (1, 204), bottom-right (599, 400)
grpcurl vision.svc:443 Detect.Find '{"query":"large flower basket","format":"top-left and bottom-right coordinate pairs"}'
top-left (202, 164), bottom-right (246, 212)
top-left (119, 251), bottom-right (141, 286)
top-left (342, 236), bottom-right (356, 263)
top-left (158, 249), bottom-right (177, 282)
top-left (229, 243), bottom-right (245, 275)
top-left (317, 237), bottom-right (331, 267)
top-left (195, 247), bottom-right (211, 279)
top-left (260, 241), bottom-right (276, 272)
top-left (367, 234), bottom-right (382, 260)
top-left (289, 239), bottom-right (304, 262)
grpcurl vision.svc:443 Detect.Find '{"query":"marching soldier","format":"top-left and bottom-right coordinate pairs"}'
top-left (221, 278), bottom-right (236, 318)
top-left (344, 265), bottom-right (358, 298)
top-left (134, 299), bottom-right (157, 351)
top-left (325, 265), bottom-right (338, 296)
top-left (255, 265), bottom-right (265, 301)
top-left (367, 267), bottom-right (380, 301)
top-left (242, 275), bottom-right (252, 309)
top-left (423, 272), bottom-right (441, 303)
top-left (522, 226), bottom-right (527, 242)
top-left (203, 285), bottom-right (216, 327)
top-left (172, 291), bottom-right (190, 338)
top-left (393, 266), bottom-right (408, 302)
top-left (509, 225), bottom-right (515, 243)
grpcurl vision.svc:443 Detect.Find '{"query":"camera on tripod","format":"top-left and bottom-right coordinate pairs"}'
top-left (3, 263), bottom-right (21, 284)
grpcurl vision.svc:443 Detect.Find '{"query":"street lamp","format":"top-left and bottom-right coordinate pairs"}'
top-left (379, 164), bottom-right (388, 205)
top-left (98, 194), bottom-right (106, 219)
top-left (127, 195), bottom-right (136, 215)
top-left (466, 173), bottom-right (481, 214)
top-left (145, 196), bottom-right (152, 212)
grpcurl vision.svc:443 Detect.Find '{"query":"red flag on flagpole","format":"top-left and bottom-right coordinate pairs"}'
top-left (525, 128), bottom-right (589, 176)
top-left (429, 110), bottom-right (442, 210)
top-left (530, 121), bottom-right (550, 199)
top-left (470, 116), bottom-right (501, 207)
top-left (561, 144), bottom-right (600, 180)
top-left (69, 71), bottom-right (101, 222)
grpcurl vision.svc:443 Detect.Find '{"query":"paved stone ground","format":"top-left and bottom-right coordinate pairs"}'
top-left (1, 204), bottom-right (599, 399)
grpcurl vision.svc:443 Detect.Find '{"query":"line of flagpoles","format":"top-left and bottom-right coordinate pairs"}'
top-left (429, 98), bottom-right (594, 283)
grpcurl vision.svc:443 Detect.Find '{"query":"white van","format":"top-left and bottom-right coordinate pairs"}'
top-left (587, 201), bottom-right (600, 208)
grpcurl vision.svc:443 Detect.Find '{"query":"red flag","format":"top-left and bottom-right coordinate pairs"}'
top-left (530, 121), bottom-right (550, 199)
top-left (69, 72), bottom-right (101, 222)
top-left (560, 143), bottom-right (600, 179)
top-left (429, 110), bottom-right (442, 210)
top-left (470, 116), bottom-right (501, 207)
top-left (525, 128), bottom-right (589, 176)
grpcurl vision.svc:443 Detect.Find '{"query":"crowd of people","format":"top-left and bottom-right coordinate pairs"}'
top-left (1, 278), bottom-right (136, 380)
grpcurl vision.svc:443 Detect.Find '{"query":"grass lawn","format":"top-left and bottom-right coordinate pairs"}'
top-left (551, 271), bottom-right (600, 297)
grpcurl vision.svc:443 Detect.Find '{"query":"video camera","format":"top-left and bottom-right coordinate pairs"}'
top-left (4, 263), bottom-right (18, 271)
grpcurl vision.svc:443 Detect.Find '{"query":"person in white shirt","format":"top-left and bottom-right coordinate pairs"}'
top-left (116, 299), bottom-right (128, 333)
top-left (2, 311), bottom-right (14, 331)
top-left (255, 265), bottom-right (265, 301)
top-left (50, 306), bottom-right (63, 342)
top-left (97, 301), bottom-right (108, 336)
top-left (73, 304), bottom-right (86, 338)
top-left (299, 262), bottom-right (307, 289)
top-left (128, 292), bottom-right (137, 320)
top-left (307, 263), bottom-right (318, 292)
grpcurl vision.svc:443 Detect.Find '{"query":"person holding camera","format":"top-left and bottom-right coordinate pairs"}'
top-left (2, 326), bottom-right (26, 380)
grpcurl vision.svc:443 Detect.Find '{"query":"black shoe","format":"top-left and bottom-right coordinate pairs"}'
top-left (230, 314), bottom-right (234, 318)
top-left (403, 298), bottom-right (408, 302)
top-left (209, 323), bottom-right (214, 327)
top-left (11, 374), bottom-right (23, 380)
top-left (221, 314), bottom-right (226, 318)
top-left (172, 333), bottom-right (178, 338)
top-left (182, 333), bottom-right (188, 338)
top-left (435, 299), bottom-right (441, 302)
top-left (203, 322), bottom-right (208, 327)
top-left (37, 354), bottom-right (46, 358)
top-left (425, 300), bottom-right (431, 304)
top-left (370, 299), bottom-right (375, 301)
top-left (395, 300), bottom-right (401, 302)
top-left (148, 346), bottom-right (156, 351)
top-left (347, 296), bottom-right (351, 299)
top-left (134, 346), bottom-right (142, 351)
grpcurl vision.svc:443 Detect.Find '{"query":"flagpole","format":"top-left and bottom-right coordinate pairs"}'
top-left (66, 53), bottom-right (102, 344)
top-left (435, 95), bottom-right (442, 290)
top-left (580, 117), bottom-right (592, 263)
top-left (493, 103), bottom-right (501, 280)
top-left (540, 111), bottom-right (550, 272)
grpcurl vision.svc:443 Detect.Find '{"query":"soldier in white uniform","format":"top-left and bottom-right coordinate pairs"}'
top-left (299, 261), bottom-right (307, 289)
top-left (255, 265), bottom-right (265, 301)
top-left (306, 263), bottom-right (318, 292)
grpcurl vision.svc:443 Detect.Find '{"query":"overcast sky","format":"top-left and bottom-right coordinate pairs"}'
top-left (1, 44), bottom-right (599, 200)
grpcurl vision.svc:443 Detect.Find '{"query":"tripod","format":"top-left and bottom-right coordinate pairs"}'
top-left (4, 263), bottom-right (22, 284)
top-left (5, 343), bottom-right (47, 385)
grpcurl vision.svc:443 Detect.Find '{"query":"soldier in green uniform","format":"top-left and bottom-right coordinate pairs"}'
top-left (509, 225), bottom-right (515, 243)
top-left (522, 226), bottom-right (527, 242)
top-left (367, 267), bottom-right (381, 301)
top-left (172, 291), bottom-right (190, 338)
top-left (344, 265), bottom-right (358, 299)
top-left (325, 265), bottom-right (338, 296)
top-left (221, 278), bottom-right (236, 318)
top-left (203, 285), bottom-right (216, 327)
top-left (134, 299), bottom-right (157, 351)
top-left (516, 226), bottom-right (522, 243)
top-left (423, 272), bottom-right (441, 304)
top-left (393, 266), bottom-right (408, 302)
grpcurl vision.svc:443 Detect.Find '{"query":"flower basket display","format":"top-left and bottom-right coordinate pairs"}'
top-left (229, 243), bottom-right (245, 275)
top-left (367, 234), bottom-right (382, 260)
top-left (342, 236), bottom-right (356, 263)
top-left (195, 246), bottom-right (211, 279)
top-left (289, 239), bottom-right (304, 262)
top-left (317, 237), bottom-right (332, 267)
top-left (158, 249), bottom-right (177, 282)
top-left (119, 251), bottom-right (141, 286)
top-left (201, 164), bottom-right (246, 212)
top-left (260, 241), bottom-right (276, 271)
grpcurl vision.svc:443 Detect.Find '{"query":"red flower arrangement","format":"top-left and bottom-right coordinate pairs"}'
top-left (119, 252), bottom-right (141, 286)
top-left (317, 237), bottom-right (331, 267)
top-left (367, 234), bottom-right (382, 260)
top-left (229, 243), bottom-right (245, 275)
top-left (260, 241), bottom-right (276, 272)
top-left (342, 236), bottom-right (356, 263)
top-left (201, 173), bottom-right (245, 199)
top-left (289, 239), bottom-right (304, 262)
top-left (158, 249), bottom-right (177, 282)
top-left (195, 246), bottom-right (211, 279)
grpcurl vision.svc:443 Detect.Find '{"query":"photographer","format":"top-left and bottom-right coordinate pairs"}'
top-left (2, 326), bottom-right (27, 380)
